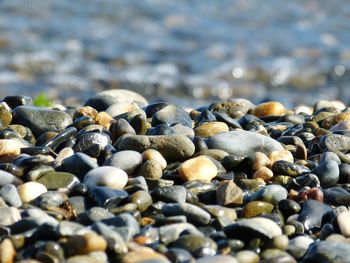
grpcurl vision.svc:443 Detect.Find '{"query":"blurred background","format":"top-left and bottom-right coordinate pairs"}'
top-left (0, 0), bottom-right (350, 107)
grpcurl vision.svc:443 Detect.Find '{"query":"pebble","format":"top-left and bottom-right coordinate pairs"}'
top-left (12, 106), bottom-right (73, 137)
top-left (303, 241), bottom-right (350, 263)
top-left (206, 130), bottom-right (283, 158)
top-left (179, 156), bottom-right (218, 182)
top-left (103, 150), bottom-right (142, 174)
top-left (5, 94), bottom-right (350, 262)
top-left (83, 166), bottom-right (128, 190)
top-left (17, 182), bottom-right (47, 203)
top-left (0, 239), bottom-right (16, 263)
top-left (117, 134), bottom-right (195, 162)
top-left (194, 121), bottom-right (229, 138)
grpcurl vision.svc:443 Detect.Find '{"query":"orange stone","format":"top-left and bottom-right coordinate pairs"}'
top-left (179, 156), bottom-right (218, 182)
top-left (252, 101), bottom-right (285, 117)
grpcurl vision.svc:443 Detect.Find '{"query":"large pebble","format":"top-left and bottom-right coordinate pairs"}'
top-left (337, 211), bottom-right (350, 237)
top-left (312, 160), bottom-right (339, 188)
top-left (17, 182), bottom-right (47, 203)
top-left (103, 150), bottom-right (142, 174)
top-left (298, 200), bottom-right (332, 230)
top-left (162, 203), bottom-right (211, 225)
top-left (303, 241), bottom-right (350, 263)
top-left (0, 139), bottom-right (23, 157)
top-left (62, 152), bottom-right (98, 179)
top-left (194, 122), bottom-right (229, 138)
top-left (0, 170), bottom-right (22, 187)
top-left (324, 187), bottom-right (350, 206)
top-left (252, 101), bottom-right (285, 117)
top-left (36, 171), bottom-right (79, 190)
top-left (152, 105), bottom-right (192, 128)
top-left (117, 134), bottom-right (195, 162)
top-left (206, 130), bottom-right (283, 158)
top-left (224, 217), bottom-right (282, 240)
top-left (12, 106), bottom-right (72, 136)
top-left (179, 156), bottom-right (217, 182)
top-left (0, 239), bottom-right (16, 263)
top-left (84, 166), bottom-right (128, 190)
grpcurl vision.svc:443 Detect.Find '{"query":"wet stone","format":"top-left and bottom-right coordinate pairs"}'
top-left (12, 106), bottom-right (73, 137)
top-left (298, 200), bottom-right (332, 230)
top-left (243, 201), bottom-right (274, 218)
top-left (251, 184), bottom-right (287, 205)
top-left (117, 134), bottom-right (195, 162)
top-left (152, 185), bottom-right (187, 203)
top-left (323, 187), bottom-right (350, 206)
top-left (312, 160), bottom-right (339, 188)
top-left (303, 241), bottom-right (350, 263)
top-left (61, 152), bottom-right (98, 180)
top-left (162, 203), bottom-right (211, 225)
top-left (272, 160), bottom-right (309, 177)
top-left (170, 234), bottom-right (217, 258)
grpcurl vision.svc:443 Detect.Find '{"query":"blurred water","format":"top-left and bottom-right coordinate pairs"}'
top-left (1, 0), bottom-right (350, 107)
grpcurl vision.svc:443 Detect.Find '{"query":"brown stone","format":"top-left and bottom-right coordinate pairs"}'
top-left (252, 167), bottom-right (274, 182)
top-left (216, 180), bottom-right (243, 206)
top-left (252, 101), bottom-right (285, 117)
top-left (251, 152), bottom-right (271, 171)
top-left (194, 121), bottom-right (229, 138)
top-left (243, 201), bottom-right (274, 218)
top-left (0, 239), bottom-right (16, 263)
top-left (179, 156), bottom-right (218, 182)
top-left (122, 243), bottom-right (170, 263)
top-left (65, 233), bottom-right (107, 256)
top-left (74, 106), bottom-right (98, 119)
top-left (95, 111), bottom-right (113, 130)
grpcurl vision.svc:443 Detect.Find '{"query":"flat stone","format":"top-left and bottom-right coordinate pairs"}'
top-left (324, 187), bottom-right (350, 206)
top-left (152, 185), bottom-right (187, 203)
top-left (251, 184), bottom-right (287, 205)
top-left (117, 134), bottom-right (195, 162)
top-left (84, 166), bottom-right (128, 190)
top-left (85, 89), bottom-right (148, 111)
top-left (179, 156), bottom-right (218, 182)
top-left (298, 200), bottom-right (332, 230)
top-left (152, 105), bottom-right (192, 128)
top-left (194, 122), bottom-right (229, 138)
top-left (36, 171), bottom-right (79, 190)
top-left (17, 182), bottom-right (47, 203)
top-left (12, 106), bottom-right (72, 137)
top-left (224, 217), bottom-right (282, 240)
top-left (206, 130), bottom-right (283, 158)
top-left (303, 241), bottom-right (350, 263)
top-left (103, 150), bottom-right (142, 175)
top-left (162, 203), bottom-right (211, 225)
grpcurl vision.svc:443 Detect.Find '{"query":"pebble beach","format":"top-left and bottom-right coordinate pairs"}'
top-left (1, 90), bottom-right (350, 262)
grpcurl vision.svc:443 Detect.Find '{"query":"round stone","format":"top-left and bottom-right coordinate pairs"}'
top-left (251, 184), bottom-right (288, 205)
top-left (337, 211), bottom-right (350, 237)
top-left (0, 239), bottom-right (16, 263)
top-left (138, 160), bottom-right (163, 179)
top-left (268, 150), bottom-right (294, 166)
top-left (106, 102), bottom-right (141, 118)
top-left (104, 150), bottom-right (142, 175)
top-left (312, 160), bottom-right (339, 188)
top-left (95, 111), bottom-right (113, 130)
top-left (206, 130), bottom-right (283, 158)
top-left (252, 101), bottom-right (285, 117)
top-left (0, 139), bottom-right (23, 156)
top-left (84, 166), bottom-right (128, 190)
top-left (194, 122), bottom-right (229, 138)
top-left (243, 201), bottom-right (274, 218)
top-left (130, 190), bottom-right (153, 212)
top-left (251, 152), bottom-right (271, 171)
top-left (141, 149), bottom-right (167, 170)
top-left (235, 250), bottom-right (259, 263)
top-left (17, 182), bottom-right (48, 203)
top-left (152, 105), bottom-right (192, 128)
top-left (179, 156), bottom-right (218, 182)
top-left (56, 147), bottom-right (74, 163)
top-left (252, 167), bottom-right (274, 182)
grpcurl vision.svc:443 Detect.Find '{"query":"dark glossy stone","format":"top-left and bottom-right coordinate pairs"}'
top-left (3, 95), bottom-right (33, 109)
top-left (73, 132), bottom-right (111, 154)
top-left (165, 248), bottom-right (194, 263)
top-left (298, 200), bottom-right (332, 230)
top-left (12, 106), bottom-right (73, 137)
top-left (170, 235), bottom-right (217, 258)
top-left (152, 186), bottom-right (187, 203)
top-left (312, 160), bottom-right (339, 188)
top-left (162, 203), bottom-right (211, 225)
top-left (272, 160), bottom-right (309, 177)
top-left (303, 241), bottom-right (350, 263)
top-left (40, 127), bottom-right (77, 151)
top-left (278, 199), bottom-right (301, 218)
top-left (323, 187), bottom-right (350, 206)
top-left (89, 186), bottom-right (128, 208)
top-left (62, 152), bottom-right (98, 180)
top-left (0, 163), bottom-right (23, 177)
top-left (102, 212), bottom-right (140, 241)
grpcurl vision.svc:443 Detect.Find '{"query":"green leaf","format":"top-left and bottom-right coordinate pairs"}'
top-left (33, 92), bottom-right (53, 107)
